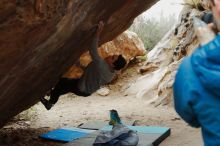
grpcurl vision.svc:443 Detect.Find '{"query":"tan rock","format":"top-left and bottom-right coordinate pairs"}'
top-left (62, 65), bottom-right (84, 79)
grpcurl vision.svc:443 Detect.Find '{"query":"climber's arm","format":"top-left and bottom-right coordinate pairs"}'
top-left (89, 21), bottom-right (104, 62)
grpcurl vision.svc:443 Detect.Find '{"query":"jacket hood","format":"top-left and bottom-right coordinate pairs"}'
top-left (191, 35), bottom-right (220, 97)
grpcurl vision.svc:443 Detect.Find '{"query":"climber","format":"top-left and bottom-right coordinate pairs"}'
top-left (41, 21), bottom-right (127, 110)
top-left (173, 0), bottom-right (220, 145)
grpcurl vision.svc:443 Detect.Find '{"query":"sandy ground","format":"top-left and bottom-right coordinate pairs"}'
top-left (0, 63), bottom-right (203, 146)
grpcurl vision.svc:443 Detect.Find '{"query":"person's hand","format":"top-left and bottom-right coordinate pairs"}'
top-left (208, 22), bottom-right (220, 34)
top-left (211, 0), bottom-right (220, 33)
top-left (96, 21), bottom-right (104, 37)
top-left (207, 23), bottom-right (215, 30)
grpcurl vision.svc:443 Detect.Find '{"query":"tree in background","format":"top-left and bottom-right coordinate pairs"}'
top-left (129, 12), bottom-right (177, 51)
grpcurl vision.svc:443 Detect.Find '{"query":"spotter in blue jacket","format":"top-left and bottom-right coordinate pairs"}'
top-left (173, 35), bottom-right (220, 146)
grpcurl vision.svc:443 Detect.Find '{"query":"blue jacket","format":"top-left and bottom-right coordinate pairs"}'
top-left (173, 35), bottom-right (220, 146)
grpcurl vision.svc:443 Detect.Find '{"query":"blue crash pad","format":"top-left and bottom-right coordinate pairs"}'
top-left (101, 125), bottom-right (170, 134)
top-left (64, 125), bottom-right (171, 146)
top-left (39, 127), bottom-right (94, 142)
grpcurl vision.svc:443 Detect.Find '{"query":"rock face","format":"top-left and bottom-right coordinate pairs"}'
top-left (126, 0), bottom-right (211, 106)
top-left (0, 0), bottom-right (158, 127)
top-left (63, 31), bottom-right (146, 79)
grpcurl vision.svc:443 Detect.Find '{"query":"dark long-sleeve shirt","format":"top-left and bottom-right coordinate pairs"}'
top-left (77, 36), bottom-right (115, 94)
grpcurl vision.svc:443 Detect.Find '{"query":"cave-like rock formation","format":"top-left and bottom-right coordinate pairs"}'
top-left (0, 0), bottom-right (158, 127)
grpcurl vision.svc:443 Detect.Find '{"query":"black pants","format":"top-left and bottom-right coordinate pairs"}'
top-left (49, 78), bottom-right (90, 104)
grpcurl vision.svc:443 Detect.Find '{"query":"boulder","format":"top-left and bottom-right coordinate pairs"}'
top-left (0, 0), bottom-right (157, 127)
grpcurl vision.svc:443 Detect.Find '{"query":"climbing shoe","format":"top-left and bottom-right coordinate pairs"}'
top-left (40, 97), bottom-right (54, 110)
